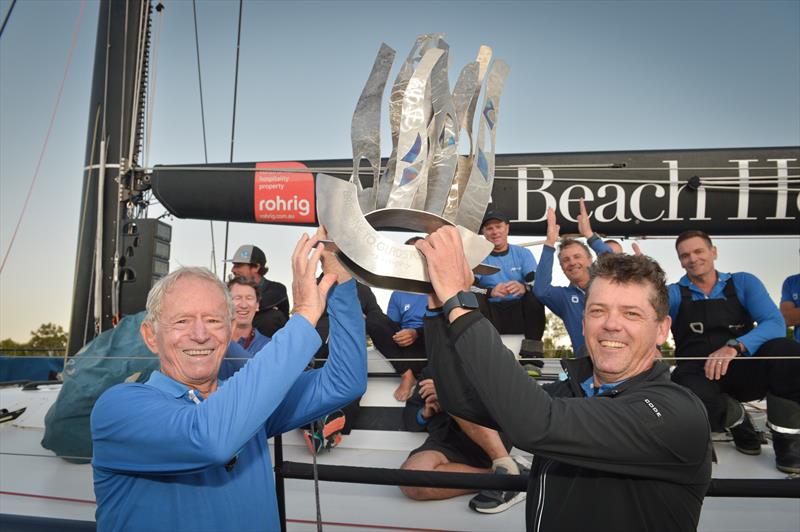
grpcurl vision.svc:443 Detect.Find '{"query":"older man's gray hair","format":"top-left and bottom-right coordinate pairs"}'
top-left (143, 267), bottom-right (235, 328)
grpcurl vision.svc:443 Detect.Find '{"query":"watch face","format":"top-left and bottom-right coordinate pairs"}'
top-left (444, 291), bottom-right (479, 316)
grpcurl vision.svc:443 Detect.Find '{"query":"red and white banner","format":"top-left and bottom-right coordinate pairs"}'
top-left (253, 161), bottom-right (315, 224)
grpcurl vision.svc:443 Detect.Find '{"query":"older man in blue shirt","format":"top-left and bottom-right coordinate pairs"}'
top-left (91, 232), bottom-right (366, 531)
top-left (669, 230), bottom-right (800, 474)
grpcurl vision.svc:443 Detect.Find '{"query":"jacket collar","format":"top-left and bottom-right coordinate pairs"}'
top-left (561, 357), bottom-right (670, 397)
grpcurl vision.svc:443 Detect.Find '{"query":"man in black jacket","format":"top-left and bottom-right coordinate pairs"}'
top-left (415, 227), bottom-right (711, 531)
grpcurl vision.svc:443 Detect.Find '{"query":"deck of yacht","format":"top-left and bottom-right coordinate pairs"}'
top-left (1, 346), bottom-right (798, 531)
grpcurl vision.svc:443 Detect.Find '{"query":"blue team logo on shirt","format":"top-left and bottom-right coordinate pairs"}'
top-left (571, 295), bottom-right (579, 304)
top-left (403, 304), bottom-right (411, 312)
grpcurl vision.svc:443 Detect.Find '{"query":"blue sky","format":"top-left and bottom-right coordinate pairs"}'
top-left (1, 0), bottom-right (798, 342)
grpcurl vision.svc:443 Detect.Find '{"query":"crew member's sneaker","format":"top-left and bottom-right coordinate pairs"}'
top-left (729, 412), bottom-right (762, 456)
top-left (321, 410), bottom-right (346, 441)
top-left (468, 465), bottom-right (527, 514)
top-left (303, 411), bottom-right (346, 455)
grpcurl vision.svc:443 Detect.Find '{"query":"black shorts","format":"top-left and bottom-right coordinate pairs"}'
top-left (409, 429), bottom-right (512, 469)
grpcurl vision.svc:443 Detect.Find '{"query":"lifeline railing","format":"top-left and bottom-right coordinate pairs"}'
top-left (270, 429), bottom-right (800, 532)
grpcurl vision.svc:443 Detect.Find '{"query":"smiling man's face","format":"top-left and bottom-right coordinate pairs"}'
top-left (141, 275), bottom-right (232, 395)
top-left (558, 243), bottom-right (593, 288)
top-left (583, 277), bottom-right (670, 385)
top-left (231, 283), bottom-right (259, 327)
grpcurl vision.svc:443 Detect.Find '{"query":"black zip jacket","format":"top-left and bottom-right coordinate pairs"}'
top-left (427, 311), bottom-right (712, 532)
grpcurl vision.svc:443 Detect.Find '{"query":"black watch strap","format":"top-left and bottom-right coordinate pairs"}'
top-left (442, 291), bottom-right (479, 318)
top-left (725, 339), bottom-right (744, 355)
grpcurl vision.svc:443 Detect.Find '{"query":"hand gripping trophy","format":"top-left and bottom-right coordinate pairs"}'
top-left (317, 34), bottom-right (509, 292)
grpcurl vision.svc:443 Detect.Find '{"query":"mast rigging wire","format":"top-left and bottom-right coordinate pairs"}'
top-left (143, 2), bottom-right (164, 171)
top-left (192, 0), bottom-right (217, 274)
top-left (222, 0), bottom-right (244, 280)
top-left (0, 0), bottom-right (17, 38)
top-left (0, 0), bottom-right (87, 276)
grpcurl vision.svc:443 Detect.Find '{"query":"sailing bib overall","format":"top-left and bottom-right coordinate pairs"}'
top-left (671, 278), bottom-right (800, 431)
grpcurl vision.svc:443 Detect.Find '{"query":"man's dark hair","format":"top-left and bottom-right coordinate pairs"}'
top-left (675, 230), bottom-right (713, 250)
top-left (586, 253), bottom-right (670, 320)
top-left (227, 276), bottom-right (261, 301)
top-left (557, 237), bottom-right (591, 257)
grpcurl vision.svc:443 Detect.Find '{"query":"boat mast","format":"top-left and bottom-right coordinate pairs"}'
top-left (68, 0), bottom-right (152, 354)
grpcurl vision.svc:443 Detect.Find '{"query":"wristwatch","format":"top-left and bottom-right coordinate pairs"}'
top-left (442, 291), bottom-right (479, 318)
top-left (725, 339), bottom-right (745, 355)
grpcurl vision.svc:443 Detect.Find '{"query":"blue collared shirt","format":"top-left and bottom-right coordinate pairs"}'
top-left (668, 271), bottom-right (785, 355)
top-left (580, 375), bottom-right (625, 397)
top-left (236, 327), bottom-right (271, 355)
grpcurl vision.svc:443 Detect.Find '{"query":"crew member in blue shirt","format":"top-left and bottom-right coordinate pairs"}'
top-left (384, 278), bottom-right (429, 401)
top-left (474, 209), bottom-right (546, 358)
top-left (669, 230), bottom-right (800, 474)
top-left (227, 276), bottom-right (271, 355)
top-left (534, 201), bottom-right (612, 356)
top-left (91, 231), bottom-right (367, 531)
top-left (780, 272), bottom-right (800, 342)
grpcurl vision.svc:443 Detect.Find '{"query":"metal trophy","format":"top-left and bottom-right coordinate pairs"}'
top-left (317, 35), bottom-right (510, 293)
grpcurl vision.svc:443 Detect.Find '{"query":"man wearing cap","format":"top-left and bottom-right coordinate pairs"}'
top-left (474, 208), bottom-right (546, 358)
top-left (227, 244), bottom-right (290, 338)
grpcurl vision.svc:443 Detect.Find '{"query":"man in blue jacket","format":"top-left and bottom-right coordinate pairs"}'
top-left (669, 230), bottom-right (800, 473)
top-left (91, 232), bottom-right (367, 531)
top-left (534, 202), bottom-right (612, 356)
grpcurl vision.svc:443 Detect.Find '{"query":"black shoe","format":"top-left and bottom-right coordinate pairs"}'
top-left (468, 466), bottom-right (526, 514)
top-left (729, 412), bottom-right (762, 455)
top-left (772, 431), bottom-right (800, 474)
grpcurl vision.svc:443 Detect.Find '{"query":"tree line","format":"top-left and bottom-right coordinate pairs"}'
top-left (1, 323), bottom-right (68, 356)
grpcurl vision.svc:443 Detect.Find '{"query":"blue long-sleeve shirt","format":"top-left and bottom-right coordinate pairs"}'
top-left (668, 271), bottom-right (786, 355)
top-left (533, 238), bottom-right (611, 350)
top-left (91, 280), bottom-right (366, 532)
top-left (474, 244), bottom-right (537, 302)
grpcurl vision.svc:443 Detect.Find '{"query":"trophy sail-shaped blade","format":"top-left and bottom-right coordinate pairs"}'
top-left (413, 47), bottom-right (456, 212)
top-left (442, 155), bottom-right (472, 222)
top-left (451, 61), bottom-right (480, 142)
top-left (376, 34), bottom-right (444, 210)
top-left (462, 46), bottom-right (492, 157)
top-left (455, 59), bottom-right (510, 232)
top-left (385, 47), bottom-right (445, 209)
top-left (425, 61), bottom-right (478, 217)
top-left (350, 43), bottom-right (396, 213)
